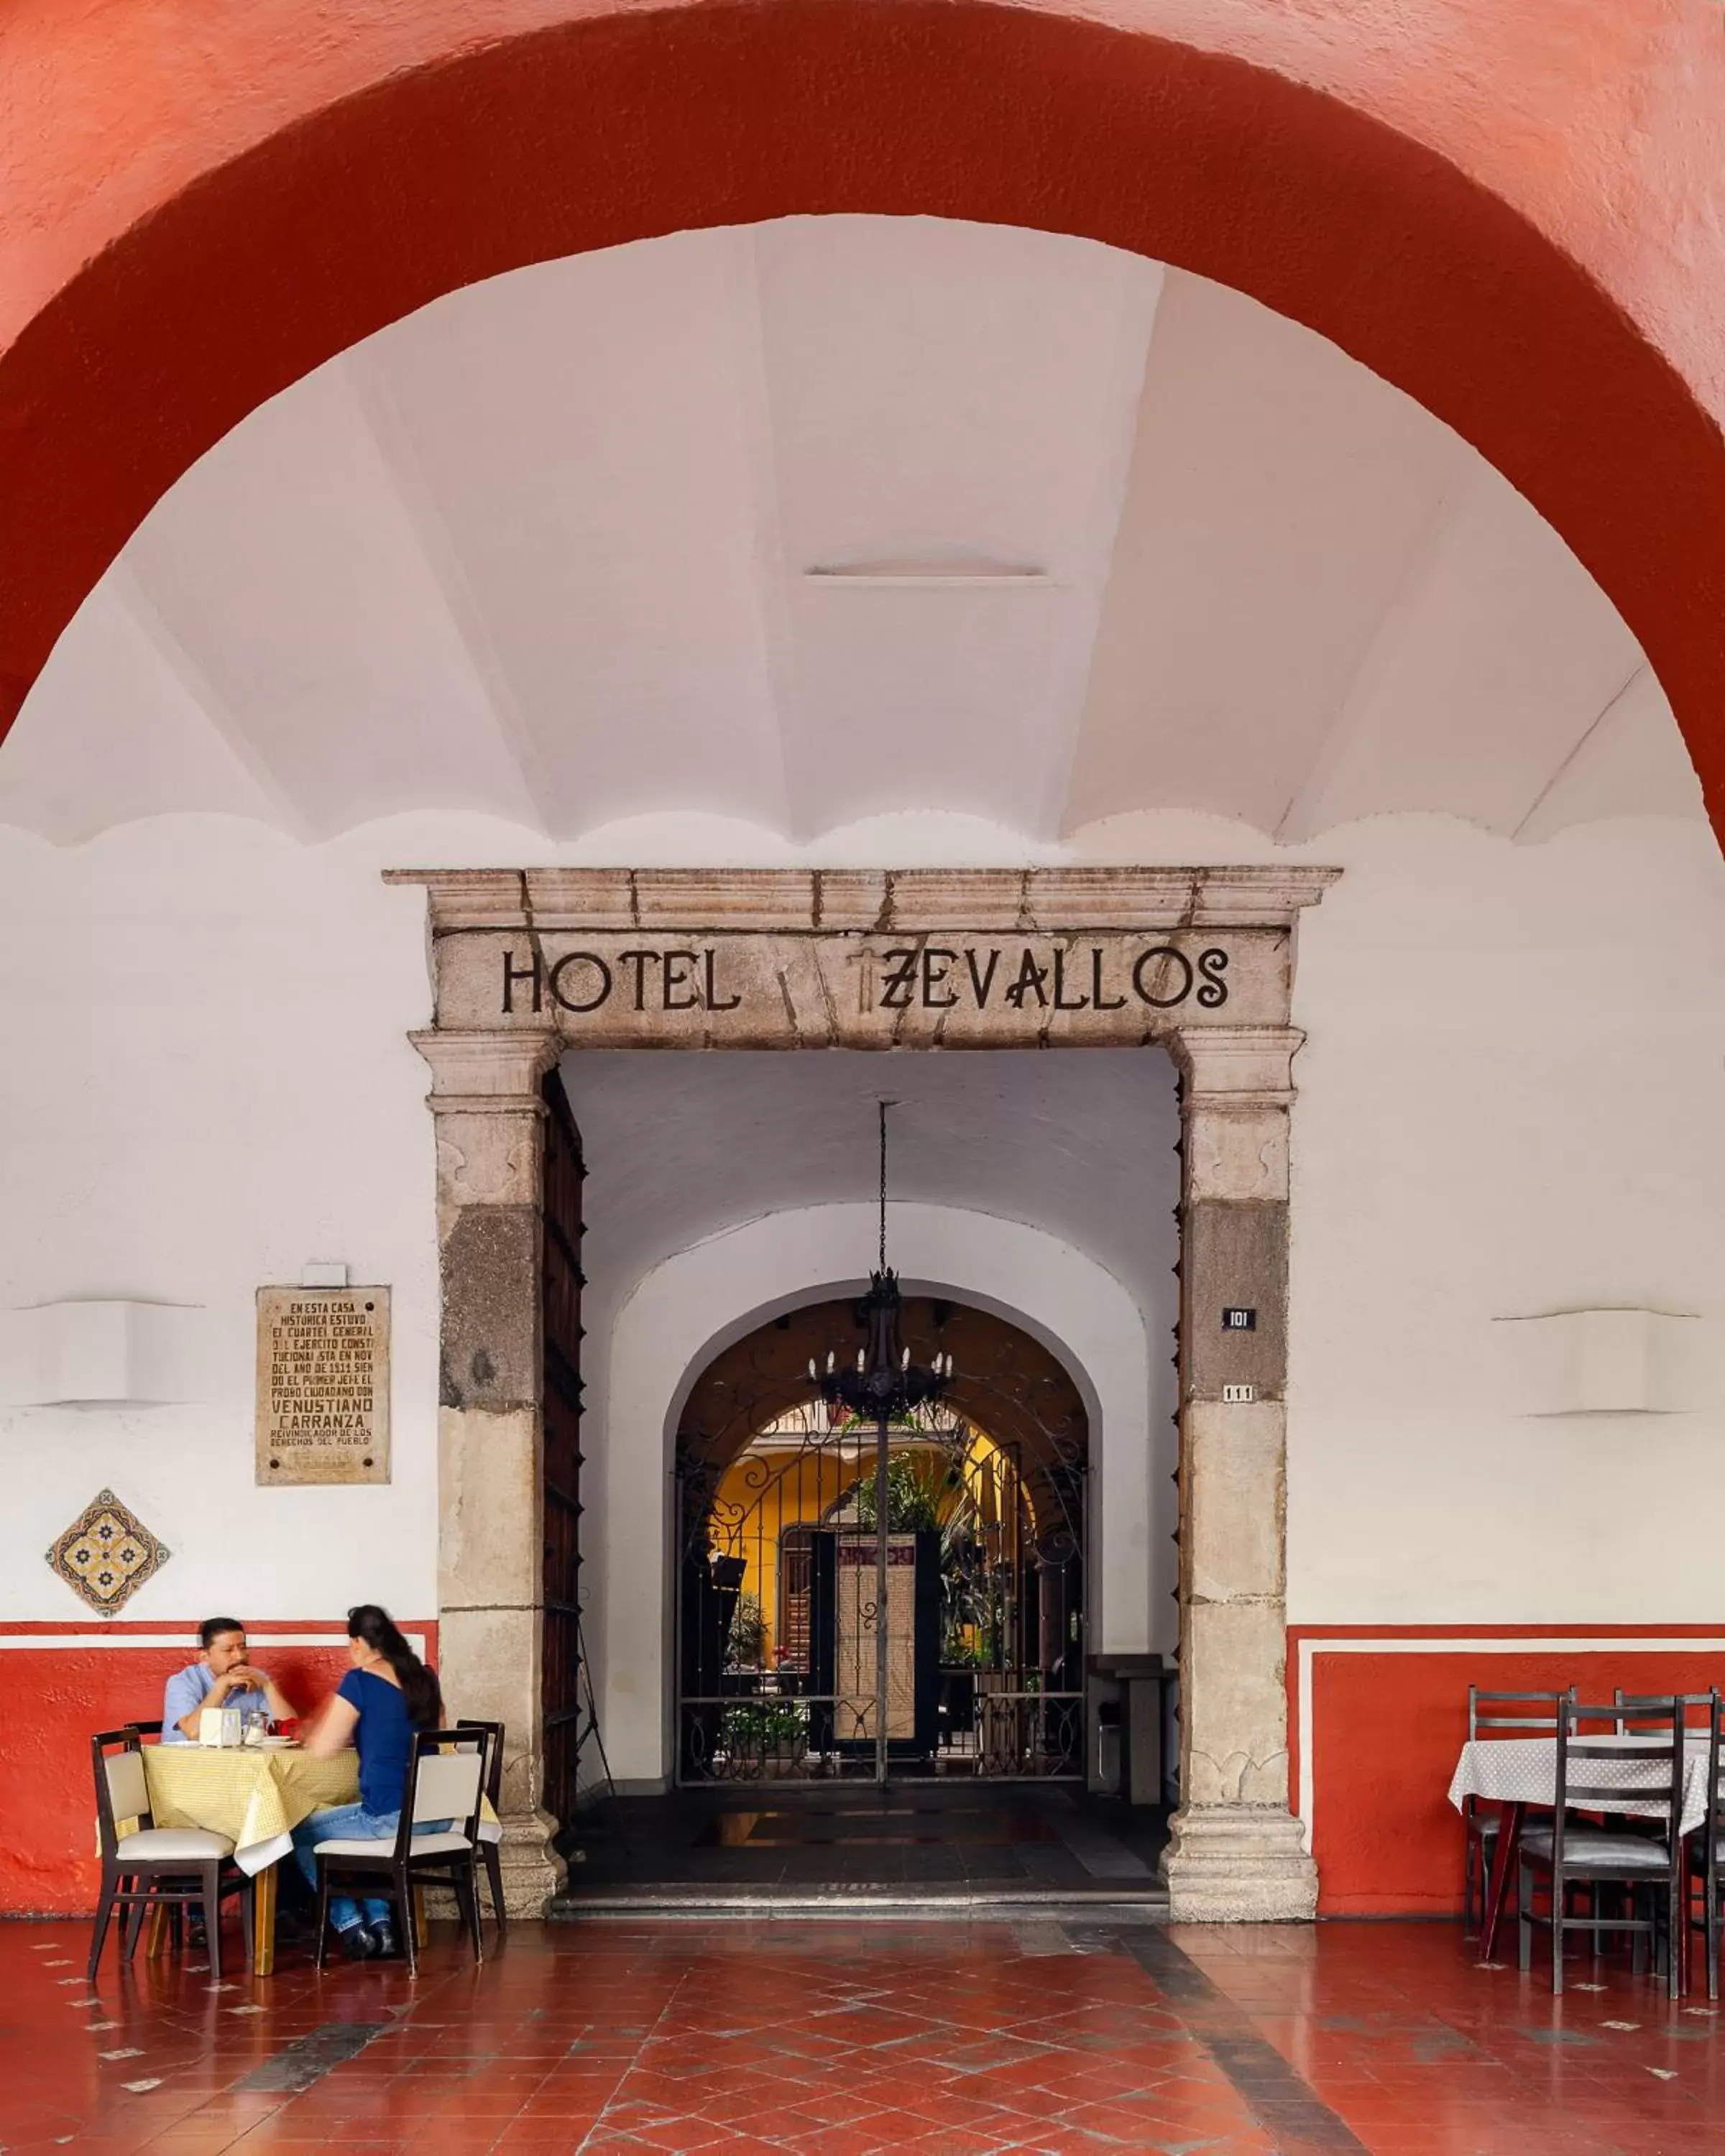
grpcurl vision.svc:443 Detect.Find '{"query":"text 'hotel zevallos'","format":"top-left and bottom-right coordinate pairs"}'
top-left (497, 939), bottom-right (1233, 1017)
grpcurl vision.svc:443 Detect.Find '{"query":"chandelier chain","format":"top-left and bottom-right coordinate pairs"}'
top-left (878, 1100), bottom-right (889, 1273)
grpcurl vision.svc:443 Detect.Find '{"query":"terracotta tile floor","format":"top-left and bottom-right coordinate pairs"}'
top-left (3, 1916), bottom-right (1724, 2154)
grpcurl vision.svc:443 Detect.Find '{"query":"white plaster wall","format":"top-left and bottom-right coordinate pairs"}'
top-left (590, 1202), bottom-right (1158, 1785)
top-left (0, 819), bottom-right (446, 1621)
top-left (5, 800), bottom-right (1725, 1654)
top-left (1277, 815), bottom-right (1725, 1623)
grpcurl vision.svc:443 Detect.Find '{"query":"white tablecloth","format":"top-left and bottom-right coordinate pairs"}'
top-left (1448, 1734), bottom-right (1715, 1838)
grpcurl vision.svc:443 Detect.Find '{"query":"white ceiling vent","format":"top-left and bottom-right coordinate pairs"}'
top-left (803, 558), bottom-right (1051, 585)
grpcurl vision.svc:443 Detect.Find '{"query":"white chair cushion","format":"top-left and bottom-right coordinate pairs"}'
top-left (119, 1828), bottom-right (235, 1861)
top-left (316, 1832), bottom-right (472, 1858)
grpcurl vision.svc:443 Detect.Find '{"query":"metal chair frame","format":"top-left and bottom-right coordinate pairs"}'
top-left (1683, 1690), bottom-right (1725, 2000)
top-left (1462, 1687), bottom-right (1573, 1935)
top-left (1518, 1698), bottom-right (1685, 1998)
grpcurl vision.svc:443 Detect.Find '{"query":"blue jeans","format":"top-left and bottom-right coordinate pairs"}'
top-left (291, 1803), bottom-right (449, 1932)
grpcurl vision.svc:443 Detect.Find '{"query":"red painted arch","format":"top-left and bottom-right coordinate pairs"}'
top-left (4, 1), bottom-right (1724, 819)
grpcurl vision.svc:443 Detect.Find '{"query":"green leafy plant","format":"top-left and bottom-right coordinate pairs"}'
top-left (724, 1590), bottom-right (765, 1670)
top-left (852, 1452), bottom-right (953, 1533)
top-left (942, 1634), bottom-right (990, 1669)
top-left (721, 1697), bottom-right (809, 1751)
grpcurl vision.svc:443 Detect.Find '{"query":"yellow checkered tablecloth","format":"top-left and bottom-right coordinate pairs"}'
top-left (138, 1747), bottom-right (362, 1876)
top-left (119, 1745), bottom-right (504, 1876)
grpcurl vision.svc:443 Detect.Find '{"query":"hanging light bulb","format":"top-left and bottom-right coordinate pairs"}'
top-left (901, 1346), bottom-right (911, 1370)
top-left (806, 1358), bottom-right (817, 1381)
top-left (826, 1350), bottom-right (835, 1375)
top-left (857, 1348), bottom-right (866, 1373)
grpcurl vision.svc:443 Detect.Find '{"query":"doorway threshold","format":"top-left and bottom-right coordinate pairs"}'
top-left (551, 1782), bottom-right (1171, 1917)
top-left (549, 1882), bottom-right (1169, 1922)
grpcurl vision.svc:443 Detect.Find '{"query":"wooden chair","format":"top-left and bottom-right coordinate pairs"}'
top-left (88, 1728), bottom-right (252, 1983)
top-left (456, 1716), bottom-right (507, 1934)
top-left (1463, 1687), bottom-right (1573, 1935)
top-left (1518, 1698), bottom-right (1684, 1997)
top-left (312, 1728), bottom-right (487, 1976)
top-left (1685, 1691), bottom-right (1725, 1999)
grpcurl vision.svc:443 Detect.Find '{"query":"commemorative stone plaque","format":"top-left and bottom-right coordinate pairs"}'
top-left (255, 1286), bottom-right (391, 1486)
top-left (390, 865), bottom-right (1338, 1050)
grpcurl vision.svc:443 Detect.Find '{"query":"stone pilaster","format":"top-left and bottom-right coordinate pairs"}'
top-left (1163, 1026), bottom-right (1318, 1922)
top-left (413, 1027), bottom-right (566, 1917)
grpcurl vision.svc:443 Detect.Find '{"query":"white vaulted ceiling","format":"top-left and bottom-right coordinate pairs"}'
top-left (0, 217), bottom-right (1704, 847)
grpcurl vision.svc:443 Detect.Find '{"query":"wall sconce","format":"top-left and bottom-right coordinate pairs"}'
top-left (1494, 1306), bottom-right (1707, 1417)
top-left (0, 1300), bottom-right (206, 1409)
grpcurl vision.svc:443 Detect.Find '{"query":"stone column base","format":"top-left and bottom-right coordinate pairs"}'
top-left (494, 1809), bottom-right (567, 1918)
top-left (1162, 1804), bottom-right (1317, 1922)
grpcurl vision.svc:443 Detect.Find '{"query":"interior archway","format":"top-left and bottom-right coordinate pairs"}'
top-left (589, 1199), bottom-right (1162, 1791)
top-left (6, 1), bottom-right (1725, 827)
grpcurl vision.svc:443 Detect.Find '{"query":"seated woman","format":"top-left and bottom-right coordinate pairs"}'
top-left (291, 1605), bottom-right (445, 1961)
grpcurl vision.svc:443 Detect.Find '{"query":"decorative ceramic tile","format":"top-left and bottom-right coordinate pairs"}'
top-left (45, 1488), bottom-right (170, 1612)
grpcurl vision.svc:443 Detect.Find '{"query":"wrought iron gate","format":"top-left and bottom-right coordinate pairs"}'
top-left (540, 1071), bottom-right (586, 1828)
top-left (675, 1322), bottom-right (1087, 1785)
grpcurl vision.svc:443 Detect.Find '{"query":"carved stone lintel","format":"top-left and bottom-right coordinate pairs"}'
top-left (1184, 1401), bottom-right (1287, 1603)
top-left (412, 1027), bottom-right (560, 1100)
top-left (439, 1207), bottom-right (540, 1411)
top-left (390, 865), bottom-right (1343, 1923)
top-left (387, 865), bottom-right (1341, 936)
top-left (1174, 1024), bottom-right (1305, 1110)
top-left (418, 1022), bottom-right (563, 1913)
top-left (1172, 1020), bottom-right (1311, 1917)
top-left (1163, 1805), bottom-right (1318, 1923)
top-left (1184, 1106), bottom-right (1290, 1205)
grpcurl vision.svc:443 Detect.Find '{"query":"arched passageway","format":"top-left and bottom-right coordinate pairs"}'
top-left (566, 1281), bottom-right (1174, 1899)
top-left (5, 0), bottom-right (1725, 827)
top-left (674, 1295), bottom-right (1091, 1787)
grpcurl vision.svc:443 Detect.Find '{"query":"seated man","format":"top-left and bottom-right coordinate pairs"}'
top-left (162, 1617), bottom-right (297, 1743)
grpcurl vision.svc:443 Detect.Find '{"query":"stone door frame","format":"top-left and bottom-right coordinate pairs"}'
top-left (395, 865), bottom-right (1338, 1920)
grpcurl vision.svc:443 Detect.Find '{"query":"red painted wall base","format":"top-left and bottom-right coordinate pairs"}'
top-left (1290, 1626), bottom-right (1725, 1916)
top-left (9, 1618), bottom-right (1718, 1917)
top-left (0, 1621), bottom-right (436, 1915)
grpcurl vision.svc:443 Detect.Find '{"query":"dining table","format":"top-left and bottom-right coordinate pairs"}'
top-left (122, 1742), bottom-right (500, 1974)
top-left (1448, 1731), bottom-right (1715, 1965)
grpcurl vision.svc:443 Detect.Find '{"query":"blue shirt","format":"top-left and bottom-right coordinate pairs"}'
top-left (162, 1662), bottom-right (267, 1743)
top-left (339, 1667), bottom-right (418, 1816)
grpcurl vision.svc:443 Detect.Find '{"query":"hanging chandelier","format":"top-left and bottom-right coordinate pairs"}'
top-left (806, 1101), bottom-right (954, 1420)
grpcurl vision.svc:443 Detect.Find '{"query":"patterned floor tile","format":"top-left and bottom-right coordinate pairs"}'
top-left (6, 1915), bottom-right (1725, 2152)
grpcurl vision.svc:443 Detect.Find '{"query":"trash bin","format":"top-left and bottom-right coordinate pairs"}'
top-left (1095, 1698), bottom-right (1123, 1793)
top-left (1087, 1653), bottom-right (1167, 1807)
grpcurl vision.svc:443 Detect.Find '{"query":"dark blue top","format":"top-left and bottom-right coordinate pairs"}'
top-left (339, 1668), bottom-right (418, 1817)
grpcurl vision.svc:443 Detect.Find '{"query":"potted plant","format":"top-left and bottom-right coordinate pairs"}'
top-left (719, 1696), bottom-right (810, 1779)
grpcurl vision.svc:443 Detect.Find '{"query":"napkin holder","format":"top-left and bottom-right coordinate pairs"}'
top-left (198, 1705), bottom-right (243, 1748)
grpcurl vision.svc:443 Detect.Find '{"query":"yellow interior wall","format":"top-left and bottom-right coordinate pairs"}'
top-left (707, 1427), bottom-right (1019, 1657)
